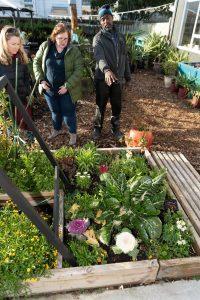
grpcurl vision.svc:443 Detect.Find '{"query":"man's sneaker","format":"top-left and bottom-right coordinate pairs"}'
top-left (112, 129), bottom-right (124, 141)
top-left (48, 129), bottom-right (62, 140)
top-left (69, 133), bottom-right (77, 146)
top-left (93, 127), bottom-right (101, 140)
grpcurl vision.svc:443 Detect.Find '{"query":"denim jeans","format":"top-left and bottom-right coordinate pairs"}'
top-left (44, 92), bottom-right (77, 134)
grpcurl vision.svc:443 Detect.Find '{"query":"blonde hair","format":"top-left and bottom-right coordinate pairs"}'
top-left (50, 22), bottom-right (71, 44)
top-left (0, 25), bottom-right (28, 65)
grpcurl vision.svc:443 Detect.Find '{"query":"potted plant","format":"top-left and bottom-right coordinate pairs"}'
top-left (143, 33), bottom-right (169, 72)
top-left (162, 60), bottom-right (177, 88)
top-left (175, 73), bottom-right (195, 100)
top-left (191, 84), bottom-right (200, 108)
top-left (126, 32), bottom-right (144, 71)
top-left (125, 127), bottom-right (153, 149)
top-left (162, 47), bottom-right (189, 90)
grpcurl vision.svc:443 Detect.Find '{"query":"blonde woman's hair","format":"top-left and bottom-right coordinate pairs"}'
top-left (0, 25), bottom-right (28, 65)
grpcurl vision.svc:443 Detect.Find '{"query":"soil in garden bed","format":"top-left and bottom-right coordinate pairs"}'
top-left (33, 70), bottom-right (200, 173)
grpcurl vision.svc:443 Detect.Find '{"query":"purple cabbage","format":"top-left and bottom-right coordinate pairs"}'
top-left (67, 219), bottom-right (89, 235)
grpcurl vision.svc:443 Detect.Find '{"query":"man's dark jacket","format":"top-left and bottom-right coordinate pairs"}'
top-left (93, 27), bottom-right (131, 82)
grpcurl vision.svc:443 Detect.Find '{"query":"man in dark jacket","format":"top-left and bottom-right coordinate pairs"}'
top-left (92, 4), bottom-right (131, 140)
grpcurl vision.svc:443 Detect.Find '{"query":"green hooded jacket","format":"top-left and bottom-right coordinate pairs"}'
top-left (33, 40), bottom-right (83, 103)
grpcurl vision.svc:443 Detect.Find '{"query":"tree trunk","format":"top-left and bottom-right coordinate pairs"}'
top-left (70, 4), bottom-right (78, 33)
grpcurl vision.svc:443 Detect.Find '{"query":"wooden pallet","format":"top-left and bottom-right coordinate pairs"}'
top-left (151, 151), bottom-right (200, 237)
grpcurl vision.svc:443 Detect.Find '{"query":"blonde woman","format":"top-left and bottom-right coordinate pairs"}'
top-left (0, 25), bottom-right (33, 139)
top-left (33, 22), bottom-right (83, 146)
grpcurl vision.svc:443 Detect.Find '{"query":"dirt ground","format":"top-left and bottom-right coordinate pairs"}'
top-left (34, 70), bottom-right (200, 173)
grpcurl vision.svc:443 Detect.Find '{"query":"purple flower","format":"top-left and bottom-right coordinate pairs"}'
top-left (67, 219), bottom-right (89, 235)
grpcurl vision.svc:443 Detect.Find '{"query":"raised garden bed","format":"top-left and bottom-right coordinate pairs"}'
top-left (1, 146), bottom-right (200, 297)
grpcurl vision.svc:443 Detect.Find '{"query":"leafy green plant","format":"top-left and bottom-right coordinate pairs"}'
top-left (68, 240), bottom-right (107, 266)
top-left (147, 211), bottom-right (193, 259)
top-left (175, 73), bottom-right (196, 90)
top-left (162, 47), bottom-right (188, 76)
top-left (75, 171), bottom-right (92, 190)
top-left (54, 146), bottom-right (75, 160)
top-left (0, 146), bottom-right (54, 193)
top-left (191, 83), bottom-right (200, 99)
top-left (162, 60), bottom-right (177, 77)
top-left (0, 89), bottom-right (13, 135)
top-left (0, 201), bottom-right (57, 298)
top-left (65, 192), bottom-right (99, 219)
top-left (76, 142), bottom-right (101, 173)
top-left (125, 32), bottom-right (144, 65)
top-left (109, 154), bottom-right (149, 179)
top-left (98, 170), bottom-right (167, 244)
top-left (143, 33), bottom-right (169, 62)
top-left (166, 47), bottom-right (188, 64)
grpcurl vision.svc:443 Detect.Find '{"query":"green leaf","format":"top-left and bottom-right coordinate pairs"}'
top-left (118, 173), bottom-right (127, 193)
top-left (136, 221), bottom-right (149, 243)
top-left (121, 228), bottom-right (132, 234)
top-left (112, 245), bottom-right (122, 255)
top-left (128, 176), bottom-right (142, 192)
top-left (128, 247), bottom-right (139, 260)
top-left (108, 197), bottom-right (120, 206)
top-left (137, 217), bottom-right (162, 243)
top-left (98, 211), bottom-right (114, 221)
top-left (142, 198), bottom-right (160, 215)
top-left (100, 172), bottom-right (111, 182)
top-left (99, 226), bottom-right (112, 246)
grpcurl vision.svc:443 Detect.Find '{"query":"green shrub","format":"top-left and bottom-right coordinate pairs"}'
top-left (0, 202), bottom-right (57, 298)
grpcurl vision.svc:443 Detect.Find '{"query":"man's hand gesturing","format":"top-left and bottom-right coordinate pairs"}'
top-left (105, 70), bottom-right (118, 86)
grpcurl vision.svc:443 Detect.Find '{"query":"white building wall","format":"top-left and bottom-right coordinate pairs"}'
top-left (0, 0), bottom-right (24, 8)
top-left (0, 0), bottom-right (84, 19)
top-left (34, 0), bottom-right (53, 18)
top-left (171, 0), bottom-right (200, 62)
top-left (33, 0), bottom-right (82, 18)
top-left (0, 0), bottom-right (24, 17)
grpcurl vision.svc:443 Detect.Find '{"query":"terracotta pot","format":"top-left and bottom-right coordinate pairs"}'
top-left (125, 129), bottom-right (153, 149)
top-left (191, 96), bottom-right (200, 108)
top-left (170, 82), bottom-right (179, 93)
top-left (178, 87), bottom-right (188, 99)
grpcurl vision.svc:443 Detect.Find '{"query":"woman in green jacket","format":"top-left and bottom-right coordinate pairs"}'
top-left (33, 22), bottom-right (83, 146)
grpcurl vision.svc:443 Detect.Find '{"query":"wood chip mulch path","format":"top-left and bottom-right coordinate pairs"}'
top-left (34, 70), bottom-right (200, 173)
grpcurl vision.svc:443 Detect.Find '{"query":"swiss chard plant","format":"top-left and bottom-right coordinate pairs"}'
top-left (97, 169), bottom-right (166, 245)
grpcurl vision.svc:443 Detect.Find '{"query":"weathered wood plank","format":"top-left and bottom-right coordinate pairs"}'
top-left (145, 150), bottom-right (200, 255)
top-left (55, 190), bottom-right (64, 269)
top-left (155, 151), bottom-right (200, 219)
top-left (158, 257), bottom-right (200, 280)
top-left (173, 152), bottom-right (200, 189)
top-left (178, 152), bottom-right (200, 182)
top-left (26, 260), bottom-right (159, 296)
top-left (0, 191), bottom-right (54, 205)
top-left (162, 152), bottom-right (200, 210)
top-left (151, 151), bottom-right (200, 235)
top-left (98, 147), bottom-right (142, 152)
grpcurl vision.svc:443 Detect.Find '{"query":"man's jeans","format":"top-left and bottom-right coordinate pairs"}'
top-left (94, 80), bottom-right (122, 131)
top-left (44, 92), bottom-right (77, 134)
